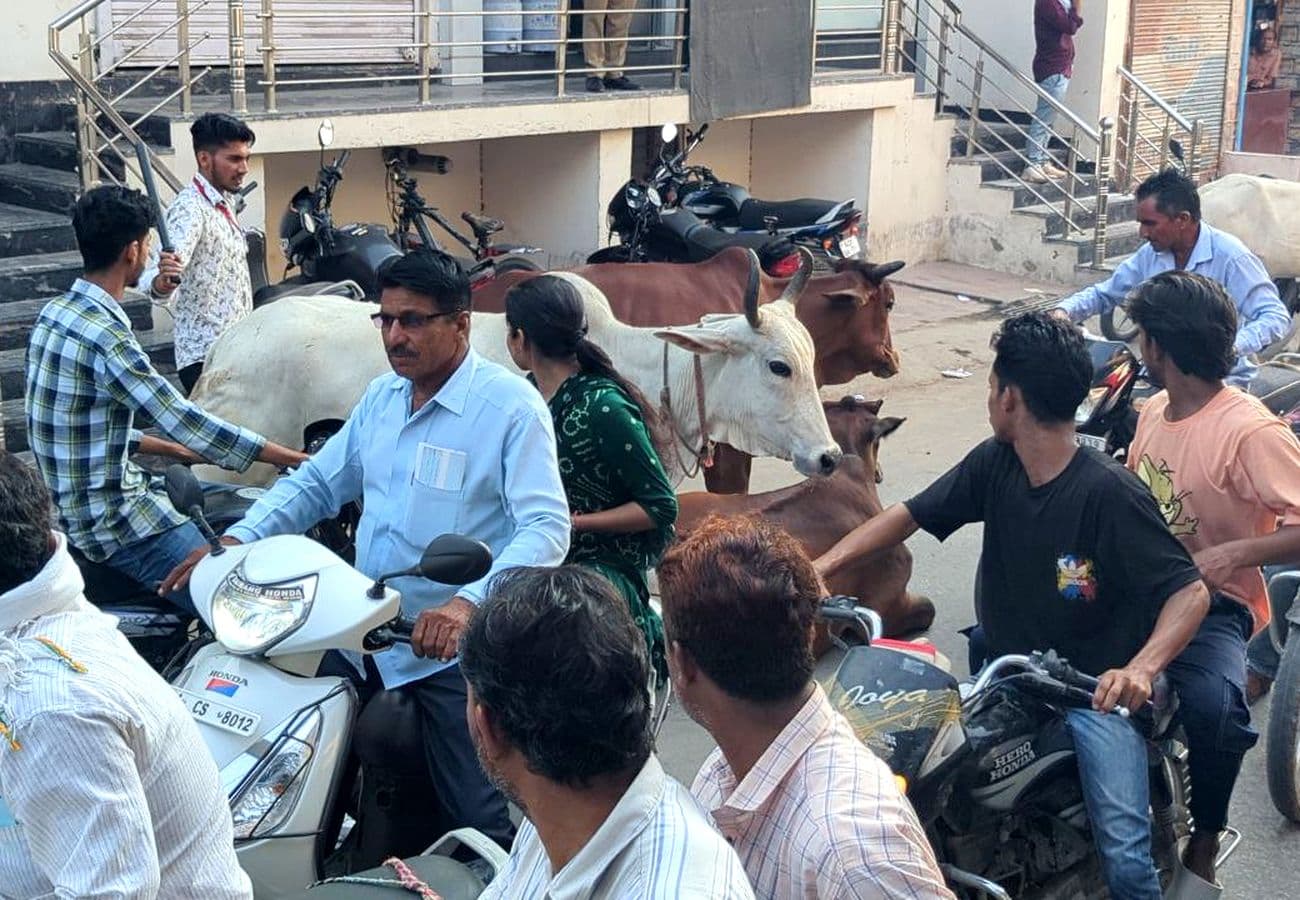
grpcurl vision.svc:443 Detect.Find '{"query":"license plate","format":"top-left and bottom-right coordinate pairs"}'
top-left (838, 235), bottom-right (861, 258)
top-left (1075, 432), bottom-right (1108, 452)
top-left (175, 687), bottom-right (261, 737)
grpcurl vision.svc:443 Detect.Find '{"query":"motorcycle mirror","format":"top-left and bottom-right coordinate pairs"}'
top-left (164, 464), bottom-right (204, 515)
top-left (417, 535), bottom-right (493, 584)
top-left (318, 120), bottom-right (335, 149)
top-left (301, 211), bottom-right (316, 235)
top-left (660, 123), bottom-right (678, 144)
top-left (368, 535), bottom-right (493, 599)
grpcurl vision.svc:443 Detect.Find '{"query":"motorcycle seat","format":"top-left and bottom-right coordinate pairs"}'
top-left (68, 544), bottom-right (166, 610)
top-left (461, 211), bottom-right (504, 237)
top-left (286, 855), bottom-right (484, 900)
top-left (738, 197), bottom-right (853, 231)
top-left (253, 279), bottom-right (365, 308)
top-left (658, 208), bottom-right (795, 264)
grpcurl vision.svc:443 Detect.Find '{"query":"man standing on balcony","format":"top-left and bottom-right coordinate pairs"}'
top-left (1024, 0), bottom-right (1084, 184)
top-left (583, 0), bottom-right (640, 92)
top-left (142, 112), bottom-right (256, 394)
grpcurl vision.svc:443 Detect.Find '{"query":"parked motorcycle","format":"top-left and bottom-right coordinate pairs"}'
top-left (163, 466), bottom-right (502, 898)
top-left (827, 605), bottom-right (1238, 898)
top-left (660, 123), bottom-right (864, 267)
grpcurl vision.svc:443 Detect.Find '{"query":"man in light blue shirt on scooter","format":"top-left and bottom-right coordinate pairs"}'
top-left (1053, 169), bottom-right (1289, 386)
top-left (165, 249), bottom-right (571, 847)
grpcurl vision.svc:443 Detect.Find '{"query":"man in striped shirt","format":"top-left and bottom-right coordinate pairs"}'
top-left (659, 516), bottom-right (954, 900)
top-left (461, 566), bottom-right (754, 899)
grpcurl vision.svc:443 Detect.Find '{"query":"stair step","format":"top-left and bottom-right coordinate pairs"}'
top-left (1, 398), bottom-right (25, 453)
top-left (0, 293), bottom-right (153, 352)
top-left (981, 175), bottom-right (1109, 210)
top-left (0, 163), bottom-right (80, 215)
top-left (15, 132), bottom-right (79, 173)
top-left (0, 251), bottom-right (84, 303)
top-left (0, 328), bottom-right (172, 400)
top-left (950, 121), bottom-right (1071, 156)
top-left (99, 108), bottom-right (175, 150)
top-left (0, 202), bottom-right (76, 259)
top-left (1012, 194), bottom-right (1137, 236)
top-left (1046, 219), bottom-right (1144, 266)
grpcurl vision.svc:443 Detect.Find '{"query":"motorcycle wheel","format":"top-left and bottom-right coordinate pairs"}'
top-left (492, 256), bottom-right (542, 274)
top-left (1266, 627), bottom-right (1300, 822)
top-left (1100, 306), bottom-right (1139, 342)
top-left (1277, 277), bottom-right (1299, 314)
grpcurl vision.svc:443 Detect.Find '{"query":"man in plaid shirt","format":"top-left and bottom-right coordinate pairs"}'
top-left (25, 186), bottom-right (306, 611)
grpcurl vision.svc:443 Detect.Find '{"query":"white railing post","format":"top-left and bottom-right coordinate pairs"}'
top-left (228, 0), bottom-right (248, 113)
top-left (1093, 117), bottom-right (1114, 267)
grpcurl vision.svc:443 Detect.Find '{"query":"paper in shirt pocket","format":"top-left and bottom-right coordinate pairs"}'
top-left (406, 443), bottom-right (467, 539)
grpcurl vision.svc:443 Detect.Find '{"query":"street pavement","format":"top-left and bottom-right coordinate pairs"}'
top-left (659, 269), bottom-right (1300, 898)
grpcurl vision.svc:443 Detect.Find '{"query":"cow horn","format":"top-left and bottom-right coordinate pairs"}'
top-left (743, 249), bottom-right (762, 329)
top-left (777, 247), bottom-right (814, 306)
top-left (869, 260), bottom-right (906, 282)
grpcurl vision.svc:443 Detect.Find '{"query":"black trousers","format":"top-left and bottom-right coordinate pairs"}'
top-left (404, 664), bottom-right (515, 848)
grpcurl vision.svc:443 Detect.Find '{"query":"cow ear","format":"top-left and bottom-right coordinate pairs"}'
top-left (871, 416), bottom-right (906, 440)
top-left (824, 290), bottom-right (865, 308)
top-left (653, 327), bottom-right (737, 356)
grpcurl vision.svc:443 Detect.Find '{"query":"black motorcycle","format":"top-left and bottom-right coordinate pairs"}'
top-left (827, 614), bottom-right (1235, 898)
top-left (591, 178), bottom-right (803, 277)
top-left (663, 123), bottom-right (863, 267)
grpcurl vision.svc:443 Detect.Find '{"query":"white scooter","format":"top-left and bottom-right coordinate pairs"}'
top-left (161, 467), bottom-right (505, 898)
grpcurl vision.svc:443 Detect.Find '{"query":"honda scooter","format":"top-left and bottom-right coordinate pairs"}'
top-left (162, 467), bottom-right (503, 898)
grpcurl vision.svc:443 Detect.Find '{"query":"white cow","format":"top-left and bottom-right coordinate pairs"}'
top-left (1200, 173), bottom-right (1300, 279)
top-left (190, 251), bottom-right (841, 487)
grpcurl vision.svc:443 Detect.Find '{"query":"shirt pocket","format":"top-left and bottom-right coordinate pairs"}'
top-left (403, 444), bottom-right (467, 544)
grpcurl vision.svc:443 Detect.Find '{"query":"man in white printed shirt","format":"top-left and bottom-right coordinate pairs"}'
top-left (461, 565), bottom-right (754, 899)
top-left (143, 112), bottom-right (257, 393)
top-left (0, 450), bottom-right (251, 899)
top-left (659, 516), bottom-right (954, 900)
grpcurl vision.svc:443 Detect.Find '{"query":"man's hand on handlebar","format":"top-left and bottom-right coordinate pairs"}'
top-left (1093, 664), bottom-right (1154, 714)
top-left (411, 596), bottom-right (476, 663)
top-left (258, 441), bottom-right (311, 469)
top-left (160, 536), bottom-right (243, 596)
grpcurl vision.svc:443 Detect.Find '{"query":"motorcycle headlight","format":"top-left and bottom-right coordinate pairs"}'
top-left (230, 708), bottom-right (321, 839)
top-left (211, 567), bottom-right (317, 655)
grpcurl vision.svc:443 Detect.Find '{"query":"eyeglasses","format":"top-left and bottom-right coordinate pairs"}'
top-left (370, 310), bottom-right (462, 330)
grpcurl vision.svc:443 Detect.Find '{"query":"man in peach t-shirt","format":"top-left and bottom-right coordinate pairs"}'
top-left (1126, 271), bottom-right (1300, 889)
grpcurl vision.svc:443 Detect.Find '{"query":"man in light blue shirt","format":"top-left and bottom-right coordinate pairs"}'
top-left (1054, 169), bottom-right (1289, 385)
top-left (164, 249), bottom-right (570, 846)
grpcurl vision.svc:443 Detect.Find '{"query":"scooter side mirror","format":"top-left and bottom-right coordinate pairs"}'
top-left (660, 122), bottom-right (678, 144)
top-left (164, 464), bottom-right (205, 515)
top-left (417, 534), bottom-right (493, 584)
top-left (318, 120), bottom-right (335, 149)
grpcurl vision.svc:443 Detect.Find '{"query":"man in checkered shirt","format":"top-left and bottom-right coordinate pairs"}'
top-left (659, 516), bottom-right (955, 899)
top-left (25, 186), bottom-right (306, 612)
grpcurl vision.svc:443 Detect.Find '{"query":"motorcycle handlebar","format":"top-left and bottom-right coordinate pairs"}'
top-left (969, 652), bottom-right (1144, 721)
top-left (390, 614), bottom-right (418, 638)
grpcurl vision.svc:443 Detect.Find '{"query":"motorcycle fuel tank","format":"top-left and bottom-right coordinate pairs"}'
top-left (306, 223), bottom-right (402, 300)
top-left (963, 689), bottom-right (1078, 812)
top-left (681, 182), bottom-right (751, 220)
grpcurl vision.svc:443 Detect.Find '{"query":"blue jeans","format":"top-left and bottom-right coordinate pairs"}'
top-left (104, 520), bottom-right (208, 616)
top-left (1065, 709), bottom-right (1164, 899)
top-left (1026, 73), bottom-right (1070, 164)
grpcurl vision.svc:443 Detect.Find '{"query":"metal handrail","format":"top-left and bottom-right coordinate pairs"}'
top-left (49, 0), bottom-right (185, 194)
top-left (1118, 65), bottom-right (1194, 132)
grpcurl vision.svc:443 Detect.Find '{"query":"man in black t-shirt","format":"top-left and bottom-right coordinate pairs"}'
top-left (816, 312), bottom-right (1209, 900)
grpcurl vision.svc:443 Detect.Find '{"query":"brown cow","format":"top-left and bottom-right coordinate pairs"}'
top-left (475, 247), bottom-right (905, 492)
top-left (673, 396), bottom-right (935, 641)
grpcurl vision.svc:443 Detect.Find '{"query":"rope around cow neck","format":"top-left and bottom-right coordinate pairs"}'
top-left (659, 342), bottom-right (714, 480)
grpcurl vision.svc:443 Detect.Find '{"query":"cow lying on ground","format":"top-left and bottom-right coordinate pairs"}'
top-left (190, 251), bottom-right (841, 488)
top-left (474, 246), bottom-right (906, 493)
top-left (1200, 173), bottom-right (1300, 278)
top-left (673, 396), bottom-right (934, 640)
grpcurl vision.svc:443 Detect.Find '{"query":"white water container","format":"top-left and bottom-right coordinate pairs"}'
top-left (522, 0), bottom-right (561, 54)
top-left (484, 0), bottom-right (523, 54)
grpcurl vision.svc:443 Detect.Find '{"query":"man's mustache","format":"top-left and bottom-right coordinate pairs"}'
top-left (387, 347), bottom-right (418, 359)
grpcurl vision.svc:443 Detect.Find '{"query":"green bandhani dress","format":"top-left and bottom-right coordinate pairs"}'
top-left (545, 372), bottom-right (677, 681)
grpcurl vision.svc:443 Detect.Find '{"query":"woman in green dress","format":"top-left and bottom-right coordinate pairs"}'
top-left (504, 276), bottom-right (677, 681)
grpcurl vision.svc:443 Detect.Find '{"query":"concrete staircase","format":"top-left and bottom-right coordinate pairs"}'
top-left (942, 118), bottom-right (1141, 287)
top-left (0, 103), bottom-right (177, 454)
